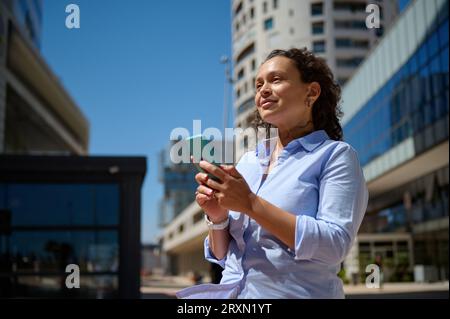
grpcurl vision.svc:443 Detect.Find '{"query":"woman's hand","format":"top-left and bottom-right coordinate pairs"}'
top-left (199, 160), bottom-right (256, 215)
top-left (194, 171), bottom-right (229, 223)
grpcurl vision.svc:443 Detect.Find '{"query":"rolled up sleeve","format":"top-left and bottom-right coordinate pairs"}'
top-left (294, 144), bottom-right (369, 265)
top-left (204, 236), bottom-right (227, 268)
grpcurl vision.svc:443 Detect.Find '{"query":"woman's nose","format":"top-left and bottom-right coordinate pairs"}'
top-left (261, 84), bottom-right (271, 96)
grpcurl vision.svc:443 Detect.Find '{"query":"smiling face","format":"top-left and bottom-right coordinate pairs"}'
top-left (255, 56), bottom-right (318, 132)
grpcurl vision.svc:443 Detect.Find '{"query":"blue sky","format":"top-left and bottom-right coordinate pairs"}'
top-left (41, 0), bottom-right (232, 244)
top-left (398, 0), bottom-right (411, 12)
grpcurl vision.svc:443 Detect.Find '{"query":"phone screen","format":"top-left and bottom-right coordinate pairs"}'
top-left (186, 135), bottom-right (221, 182)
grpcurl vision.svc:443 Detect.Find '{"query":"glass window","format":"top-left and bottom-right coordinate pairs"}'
top-left (419, 66), bottom-right (430, 102)
top-left (439, 19), bottom-right (449, 47)
top-left (337, 57), bottom-right (364, 67)
top-left (334, 2), bottom-right (366, 12)
top-left (434, 94), bottom-right (447, 118)
top-left (313, 40), bottom-right (325, 53)
top-left (264, 17), bottom-right (273, 30)
top-left (424, 102), bottom-right (435, 126)
top-left (418, 44), bottom-right (428, 66)
top-left (431, 56), bottom-right (443, 97)
top-left (2, 184), bottom-right (119, 227)
top-left (335, 38), bottom-right (350, 47)
top-left (414, 108), bottom-right (425, 131)
top-left (237, 68), bottom-right (244, 80)
top-left (7, 231), bottom-right (118, 273)
top-left (234, 1), bottom-right (243, 16)
top-left (335, 20), bottom-right (367, 29)
top-left (441, 46), bottom-right (449, 73)
top-left (427, 32), bottom-right (439, 58)
top-left (263, 1), bottom-right (268, 13)
top-left (12, 274), bottom-right (118, 298)
top-left (410, 53), bottom-right (419, 75)
top-left (311, 3), bottom-right (323, 16)
top-left (273, 0), bottom-right (278, 9)
top-left (312, 22), bottom-right (324, 35)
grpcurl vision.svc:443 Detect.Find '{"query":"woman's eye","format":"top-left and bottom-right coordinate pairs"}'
top-left (273, 77), bottom-right (281, 82)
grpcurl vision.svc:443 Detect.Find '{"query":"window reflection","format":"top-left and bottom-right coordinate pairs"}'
top-left (344, 17), bottom-right (449, 165)
top-left (0, 183), bottom-right (120, 298)
top-left (1, 231), bottom-right (118, 274)
top-left (13, 275), bottom-right (118, 298)
top-left (0, 183), bottom-right (119, 226)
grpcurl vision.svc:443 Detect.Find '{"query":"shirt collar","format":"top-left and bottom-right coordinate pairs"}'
top-left (296, 129), bottom-right (330, 152)
top-left (255, 130), bottom-right (330, 160)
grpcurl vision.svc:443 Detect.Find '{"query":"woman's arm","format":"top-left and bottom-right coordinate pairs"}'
top-left (200, 144), bottom-right (368, 264)
top-left (246, 194), bottom-right (297, 248)
top-left (208, 226), bottom-right (231, 260)
top-left (199, 161), bottom-right (297, 249)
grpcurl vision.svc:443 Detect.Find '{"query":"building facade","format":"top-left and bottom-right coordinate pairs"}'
top-left (0, 155), bottom-right (146, 298)
top-left (0, 0), bottom-right (89, 155)
top-left (341, 0), bottom-right (448, 283)
top-left (0, 1), bottom-right (147, 297)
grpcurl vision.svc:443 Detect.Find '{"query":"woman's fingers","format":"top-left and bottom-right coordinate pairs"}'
top-left (195, 172), bottom-right (209, 185)
top-left (219, 164), bottom-right (241, 178)
top-left (196, 193), bottom-right (211, 205)
top-left (199, 161), bottom-right (228, 182)
top-left (197, 184), bottom-right (214, 196)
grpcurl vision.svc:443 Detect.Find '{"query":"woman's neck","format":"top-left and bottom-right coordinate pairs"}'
top-left (276, 121), bottom-right (315, 148)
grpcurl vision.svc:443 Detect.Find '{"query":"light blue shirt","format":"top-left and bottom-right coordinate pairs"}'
top-left (176, 130), bottom-right (369, 299)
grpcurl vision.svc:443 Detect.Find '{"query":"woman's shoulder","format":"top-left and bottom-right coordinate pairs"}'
top-left (319, 139), bottom-right (363, 172)
top-left (322, 139), bottom-right (359, 156)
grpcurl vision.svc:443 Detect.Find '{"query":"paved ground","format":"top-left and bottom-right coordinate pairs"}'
top-left (345, 282), bottom-right (449, 299)
top-left (141, 275), bottom-right (449, 299)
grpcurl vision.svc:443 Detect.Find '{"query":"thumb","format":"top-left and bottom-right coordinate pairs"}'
top-left (220, 164), bottom-right (241, 178)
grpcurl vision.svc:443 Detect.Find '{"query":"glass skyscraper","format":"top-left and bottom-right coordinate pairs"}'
top-left (342, 0), bottom-right (448, 283)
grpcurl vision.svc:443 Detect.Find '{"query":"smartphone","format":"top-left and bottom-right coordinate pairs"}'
top-left (186, 134), bottom-right (221, 182)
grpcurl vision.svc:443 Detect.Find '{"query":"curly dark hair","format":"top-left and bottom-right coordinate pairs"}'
top-left (252, 48), bottom-right (343, 141)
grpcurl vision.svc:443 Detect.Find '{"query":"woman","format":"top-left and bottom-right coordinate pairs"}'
top-left (176, 48), bottom-right (369, 299)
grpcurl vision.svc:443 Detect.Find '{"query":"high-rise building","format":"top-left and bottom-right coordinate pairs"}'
top-left (158, 142), bottom-right (198, 228)
top-left (9, 0), bottom-right (43, 49)
top-left (232, 0), bottom-right (398, 156)
top-left (341, 0), bottom-right (448, 283)
top-left (0, 0), bottom-right (89, 155)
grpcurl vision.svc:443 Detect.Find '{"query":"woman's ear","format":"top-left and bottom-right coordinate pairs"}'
top-left (308, 82), bottom-right (321, 104)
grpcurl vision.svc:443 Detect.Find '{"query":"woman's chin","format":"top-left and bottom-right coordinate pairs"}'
top-left (260, 112), bottom-right (281, 126)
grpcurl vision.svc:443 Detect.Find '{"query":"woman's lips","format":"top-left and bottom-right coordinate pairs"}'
top-left (261, 100), bottom-right (277, 109)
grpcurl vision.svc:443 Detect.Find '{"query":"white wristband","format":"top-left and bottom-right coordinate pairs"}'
top-left (204, 214), bottom-right (229, 230)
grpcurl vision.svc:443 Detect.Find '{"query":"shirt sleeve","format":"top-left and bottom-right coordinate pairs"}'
top-left (204, 236), bottom-right (227, 268)
top-left (294, 143), bottom-right (369, 265)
